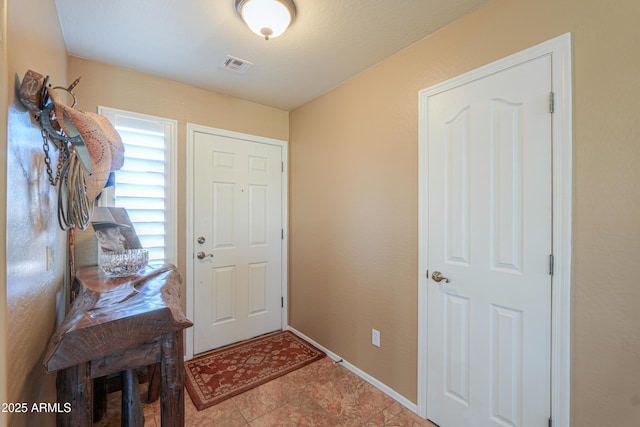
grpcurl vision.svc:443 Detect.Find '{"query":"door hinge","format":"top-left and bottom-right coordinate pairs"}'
top-left (281, 161), bottom-right (284, 172)
top-left (281, 297), bottom-right (284, 308)
top-left (549, 92), bottom-right (555, 114)
top-left (281, 229), bottom-right (284, 240)
top-left (548, 417), bottom-right (552, 427)
top-left (549, 254), bottom-right (555, 276)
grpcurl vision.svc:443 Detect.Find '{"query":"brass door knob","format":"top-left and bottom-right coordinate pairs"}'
top-left (431, 271), bottom-right (450, 283)
top-left (196, 251), bottom-right (214, 260)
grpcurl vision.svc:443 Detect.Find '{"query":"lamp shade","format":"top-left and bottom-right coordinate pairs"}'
top-left (236, 0), bottom-right (296, 40)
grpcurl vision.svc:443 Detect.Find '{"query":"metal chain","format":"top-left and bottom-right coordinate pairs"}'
top-left (41, 128), bottom-right (57, 186)
top-left (41, 127), bottom-right (70, 187)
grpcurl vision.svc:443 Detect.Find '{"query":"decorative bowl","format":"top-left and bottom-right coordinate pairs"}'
top-left (99, 249), bottom-right (149, 277)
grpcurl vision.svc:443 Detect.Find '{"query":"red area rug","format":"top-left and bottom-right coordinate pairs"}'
top-left (185, 330), bottom-right (325, 410)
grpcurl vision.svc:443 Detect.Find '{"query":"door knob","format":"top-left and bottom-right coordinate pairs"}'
top-left (431, 271), bottom-right (450, 283)
top-left (196, 251), bottom-right (214, 260)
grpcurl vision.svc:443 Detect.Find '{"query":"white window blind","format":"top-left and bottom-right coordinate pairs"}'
top-left (98, 107), bottom-right (177, 266)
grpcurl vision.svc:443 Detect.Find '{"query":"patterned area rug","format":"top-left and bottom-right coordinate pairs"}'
top-left (185, 330), bottom-right (326, 410)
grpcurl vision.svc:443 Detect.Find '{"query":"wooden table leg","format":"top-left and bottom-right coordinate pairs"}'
top-left (56, 362), bottom-right (92, 427)
top-left (147, 362), bottom-right (161, 403)
top-left (160, 331), bottom-right (185, 427)
top-left (121, 369), bottom-right (144, 427)
top-left (93, 376), bottom-right (107, 422)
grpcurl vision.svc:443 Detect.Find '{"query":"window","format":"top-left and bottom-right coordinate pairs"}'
top-left (99, 107), bottom-right (177, 265)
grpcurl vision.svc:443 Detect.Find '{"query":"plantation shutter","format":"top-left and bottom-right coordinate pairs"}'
top-left (99, 108), bottom-right (177, 265)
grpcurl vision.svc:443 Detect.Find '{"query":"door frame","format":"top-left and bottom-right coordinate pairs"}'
top-left (417, 33), bottom-right (572, 425)
top-left (185, 123), bottom-right (289, 360)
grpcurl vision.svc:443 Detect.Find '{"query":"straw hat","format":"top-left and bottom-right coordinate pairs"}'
top-left (86, 112), bottom-right (125, 171)
top-left (47, 87), bottom-right (112, 200)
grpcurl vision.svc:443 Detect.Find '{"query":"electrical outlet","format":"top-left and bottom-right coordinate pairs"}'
top-left (372, 329), bottom-right (381, 347)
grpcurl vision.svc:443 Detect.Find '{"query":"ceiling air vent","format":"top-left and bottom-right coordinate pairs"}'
top-left (220, 55), bottom-right (253, 74)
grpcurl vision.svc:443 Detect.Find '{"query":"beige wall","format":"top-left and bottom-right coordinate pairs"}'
top-left (3, 0), bottom-right (69, 426)
top-left (289, 0), bottom-right (640, 426)
top-left (68, 57), bottom-right (289, 283)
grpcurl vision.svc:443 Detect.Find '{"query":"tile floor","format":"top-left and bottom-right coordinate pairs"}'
top-left (97, 357), bottom-right (437, 426)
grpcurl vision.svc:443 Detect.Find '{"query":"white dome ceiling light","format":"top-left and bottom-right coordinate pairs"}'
top-left (235, 0), bottom-right (296, 40)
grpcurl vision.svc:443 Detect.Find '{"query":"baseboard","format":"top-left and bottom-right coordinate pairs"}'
top-left (286, 326), bottom-right (419, 414)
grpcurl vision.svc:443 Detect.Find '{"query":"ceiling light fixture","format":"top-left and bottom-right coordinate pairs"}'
top-left (235, 0), bottom-right (296, 40)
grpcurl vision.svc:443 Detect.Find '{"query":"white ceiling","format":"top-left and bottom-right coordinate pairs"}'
top-left (54, 0), bottom-right (488, 111)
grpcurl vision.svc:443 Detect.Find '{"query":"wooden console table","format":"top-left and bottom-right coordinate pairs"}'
top-left (44, 264), bottom-right (193, 426)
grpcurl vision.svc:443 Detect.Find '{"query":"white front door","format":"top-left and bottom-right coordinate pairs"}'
top-left (426, 55), bottom-right (552, 426)
top-left (192, 131), bottom-right (283, 354)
